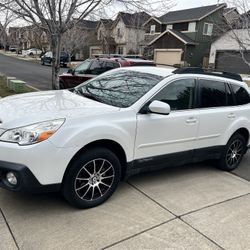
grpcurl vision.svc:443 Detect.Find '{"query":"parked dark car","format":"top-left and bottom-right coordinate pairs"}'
top-left (59, 57), bottom-right (155, 89)
top-left (41, 51), bottom-right (69, 67)
top-left (59, 58), bottom-right (120, 89)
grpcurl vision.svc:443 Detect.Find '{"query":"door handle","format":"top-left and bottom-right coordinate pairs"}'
top-left (186, 117), bottom-right (197, 124)
top-left (227, 113), bottom-right (236, 119)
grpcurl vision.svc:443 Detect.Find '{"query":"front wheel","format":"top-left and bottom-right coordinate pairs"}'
top-left (217, 133), bottom-right (246, 171)
top-left (62, 148), bottom-right (121, 208)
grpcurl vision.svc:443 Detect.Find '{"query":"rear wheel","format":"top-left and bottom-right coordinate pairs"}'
top-left (217, 133), bottom-right (246, 171)
top-left (62, 148), bottom-right (121, 208)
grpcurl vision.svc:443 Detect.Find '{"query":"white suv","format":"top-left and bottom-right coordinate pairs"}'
top-left (0, 67), bottom-right (249, 208)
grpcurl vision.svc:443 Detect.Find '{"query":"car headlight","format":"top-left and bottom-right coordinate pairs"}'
top-left (0, 119), bottom-right (65, 145)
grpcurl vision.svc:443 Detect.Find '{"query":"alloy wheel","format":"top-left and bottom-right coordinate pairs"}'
top-left (74, 158), bottom-right (115, 201)
top-left (226, 139), bottom-right (244, 168)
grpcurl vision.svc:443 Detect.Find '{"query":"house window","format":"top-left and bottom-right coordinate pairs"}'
top-left (188, 22), bottom-right (196, 32)
top-left (166, 24), bottom-right (173, 30)
top-left (173, 22), bottom-right (189, 31)
top-left (150, 25), bottom-right (156, 34)
top-left (117, 46), bottom-right (124, 55)
top-left (117, 28), bottom-right (122, 38)
top-left (203, 23), bottom-right (213, 36)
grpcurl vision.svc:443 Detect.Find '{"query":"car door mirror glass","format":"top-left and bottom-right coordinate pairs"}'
top-left (148, 100), bottom-right (171, 115)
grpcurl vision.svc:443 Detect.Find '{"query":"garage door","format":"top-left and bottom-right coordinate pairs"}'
top-left (154, 49), bottom-right (182, 66)
top-left (215, 51), bottom-right (250, 74)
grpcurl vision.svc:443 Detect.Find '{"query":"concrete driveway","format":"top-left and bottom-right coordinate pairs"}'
top-left (1, 161), bottom-right (250, 250)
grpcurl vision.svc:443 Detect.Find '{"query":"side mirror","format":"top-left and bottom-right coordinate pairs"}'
top-left (148, 100), bottom-right (171, 115)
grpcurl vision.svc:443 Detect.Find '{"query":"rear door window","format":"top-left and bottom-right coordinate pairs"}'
top-left (199, 79), bottom-right (227, 108)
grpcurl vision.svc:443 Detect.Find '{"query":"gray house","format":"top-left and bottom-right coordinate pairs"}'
top-left (143, 4), bottom-right (229, 67)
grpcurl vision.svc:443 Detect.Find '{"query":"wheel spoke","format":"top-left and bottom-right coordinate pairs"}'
top-left (91, 186), bottom-right (95, 200)
top-left (97, 185), bottom-right (103, 196)
top-left (101, 175), bottom-right (114, 180)
top-left (100, 182), bottom-right (111, 188)
top-left (76, 182), bottom-right (89, 191)
top-left (76, 177), bottom-right (89, 181)
top-left (93, 160), bottom-right (96, 174)
top-left (81, 185), bottom-right (91, 199)
top-left (83, 166), bottom-right (92, 176)
top-left (100, 165), bottom-right (112, 176)
top-left (98, 160), bottom-right (105, 174)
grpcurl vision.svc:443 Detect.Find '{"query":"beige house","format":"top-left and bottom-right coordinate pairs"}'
top-left (96, 12), bottom-right (151, 55)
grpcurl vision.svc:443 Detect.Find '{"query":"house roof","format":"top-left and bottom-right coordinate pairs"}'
top-left (100, 19), bottom-right (113, 29)
top-left (79, 20), bottom-right (99, 29)
top-left (158, 4), bottom-right (226, 24)
top-left (118, 12), bottom-right (151, 27)
top-left (149, 29), bottom-right (198, 46)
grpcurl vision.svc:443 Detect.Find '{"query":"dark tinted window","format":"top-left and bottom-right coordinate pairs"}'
top-left (89, 60), bottom-right (119, 75)
top-left (199, 80), bottom-right (227, 108)
top-left (231, 84), bottom-right (250, 105)
top-left (153, 79), bottom-right (195, 110)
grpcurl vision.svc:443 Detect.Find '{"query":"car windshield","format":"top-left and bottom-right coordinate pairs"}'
top-left (74, 70), bottom-right (163, 108)
top-left (74, 60), bottom-right (91, 74)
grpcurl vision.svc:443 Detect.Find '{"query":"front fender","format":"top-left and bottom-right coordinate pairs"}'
top-left (49, 113), bottom-right (136, 162)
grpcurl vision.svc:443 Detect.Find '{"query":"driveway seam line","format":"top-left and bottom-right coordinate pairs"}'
top-left (229, 171), bottom-right (250, 183)
top-left (0, 208), bottom-right (20, 250)
top-left (180, 192), bottom-right (250, 217)
top-left (179, 217), bottom-right (225, 250)
top-left (102, 218), bottom-right (176, 250)
top-left (127, 181), bottom-right (177, 217)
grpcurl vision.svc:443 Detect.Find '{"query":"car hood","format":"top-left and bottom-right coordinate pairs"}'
top-left (0, 90), bottom-right (120, 129)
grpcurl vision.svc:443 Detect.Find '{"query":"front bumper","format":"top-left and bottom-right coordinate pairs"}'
top-left (0, 160), bottom-right (60, 193)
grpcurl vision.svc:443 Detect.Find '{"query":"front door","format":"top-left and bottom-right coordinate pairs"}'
top-left (134, 78), bottom-right (199, 168)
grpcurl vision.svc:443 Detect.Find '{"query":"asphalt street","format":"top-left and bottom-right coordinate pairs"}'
top-left (0, 53), bottom-right (67, 90)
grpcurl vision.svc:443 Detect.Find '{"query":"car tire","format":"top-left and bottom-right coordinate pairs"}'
top-left (217, 133), bottom-right (247, 171)
top-left (62, 147), bottom-right (121, 209)
top-left (41, 60), bottom-right (45, 65)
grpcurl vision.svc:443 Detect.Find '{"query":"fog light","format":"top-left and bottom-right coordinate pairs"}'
top-left (6, 172), bottom-right (18, 186)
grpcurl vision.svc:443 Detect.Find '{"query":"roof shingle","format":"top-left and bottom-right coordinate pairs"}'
top-left (159, 4), bottom-right (226, 23)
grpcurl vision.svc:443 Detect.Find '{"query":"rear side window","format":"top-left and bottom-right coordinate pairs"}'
top-left (230, 84), bottom-right (250, 105)
top-left (199, 79), bottom-right (227, 108)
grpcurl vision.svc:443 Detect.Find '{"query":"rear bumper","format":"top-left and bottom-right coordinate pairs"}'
top-left (0, 160), bottom-right (60, 193)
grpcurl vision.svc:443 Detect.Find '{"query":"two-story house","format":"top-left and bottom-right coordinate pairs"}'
top-left (143, 4), bottom-right (227, 67)
top-left (96, 19), bottom-right (115, 54)
top-left (96, 12), bottom-right (151, 55)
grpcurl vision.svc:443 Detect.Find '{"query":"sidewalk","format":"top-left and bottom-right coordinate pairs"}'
top-left (0, 156), bottom-right (249, 250)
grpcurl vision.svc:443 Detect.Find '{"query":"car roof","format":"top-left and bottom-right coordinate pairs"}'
top-left (115, 66), bottom-right (174, 77)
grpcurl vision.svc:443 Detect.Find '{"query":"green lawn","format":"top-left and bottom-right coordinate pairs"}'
top-left (0, 74), bottom-right (35, 97)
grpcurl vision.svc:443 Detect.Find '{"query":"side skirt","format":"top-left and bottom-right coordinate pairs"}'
top-left (125, 146), bottom-right (225, 179)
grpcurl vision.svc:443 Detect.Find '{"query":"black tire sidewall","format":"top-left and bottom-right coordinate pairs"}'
top-left (219, 133), bottom-right (246, 171)
top-left (62, 148), bottom-right (121, 209)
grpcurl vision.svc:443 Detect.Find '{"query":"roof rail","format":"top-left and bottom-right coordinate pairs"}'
top-left (173, 67), bottom-right (242, 82)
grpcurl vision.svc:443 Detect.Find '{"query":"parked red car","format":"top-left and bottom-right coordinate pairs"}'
top-left (59, 57), bottom-right (155, 89)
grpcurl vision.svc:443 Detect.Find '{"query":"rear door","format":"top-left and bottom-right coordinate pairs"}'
top-left (194, 78), bottom-right (236, 159)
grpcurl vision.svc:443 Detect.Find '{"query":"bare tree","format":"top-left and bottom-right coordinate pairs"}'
top-left (0, 0), bottom-right (173, 89)
top-left (224, 0), bottom-right (250, 67)
top-left (0, 8), bottom-right (15, 50)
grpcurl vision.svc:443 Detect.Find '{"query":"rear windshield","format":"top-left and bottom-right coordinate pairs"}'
top-left (75, 70), bottom-right (163, 107)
